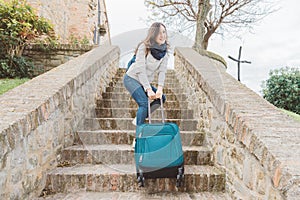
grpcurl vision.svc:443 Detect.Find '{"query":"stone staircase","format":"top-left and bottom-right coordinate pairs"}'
top-left (38, 68), bottom-right (230, 199)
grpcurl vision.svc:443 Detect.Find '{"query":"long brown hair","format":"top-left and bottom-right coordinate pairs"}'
top-left (134, 22), bottom-right (169, 56)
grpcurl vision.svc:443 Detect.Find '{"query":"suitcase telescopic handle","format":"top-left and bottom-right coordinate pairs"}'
top-left (148, 98), bottom-right (165, 124)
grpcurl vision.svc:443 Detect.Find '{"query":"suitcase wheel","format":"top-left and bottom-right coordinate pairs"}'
top-left (176, 174), bottom-right (184, 187)
top-left (137, 175), bottom-right (145, 187)
top-left (137, 170), bottom-right (145, 187)
top-left (176, 166), bottom-right (184, 187)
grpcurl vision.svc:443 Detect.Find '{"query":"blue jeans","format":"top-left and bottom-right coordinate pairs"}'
top-left (123, 74), bottom-right (166, 126)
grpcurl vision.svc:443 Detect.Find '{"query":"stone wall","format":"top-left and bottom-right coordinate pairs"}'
top-left (174, 47), bottom-right (300, 200)
top-left (23, 44), bottom-right (94, 76)
top-left (0, 45), bottom-right (120, 200)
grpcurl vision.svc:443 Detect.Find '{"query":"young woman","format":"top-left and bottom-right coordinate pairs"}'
top-left (123, 22), bottom-right (169, 126)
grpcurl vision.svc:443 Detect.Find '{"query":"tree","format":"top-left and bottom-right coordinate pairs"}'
top-left (145, 0), bottom-right (277, 50)
top-left (262, 67), bottom-right (300, 115)
top-left (0, 0), bottom-right (55, 57)
top-left (0, 0), bottom-right (56, 78)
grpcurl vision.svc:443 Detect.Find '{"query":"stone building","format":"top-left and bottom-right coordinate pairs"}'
top-left (22, 0), bottom-right (111, 45)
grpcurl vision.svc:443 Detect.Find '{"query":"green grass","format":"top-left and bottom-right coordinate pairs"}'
top-left (0, 78), bottom-right (29, 95)
top-left (280, 108), bottom-right (300, 122)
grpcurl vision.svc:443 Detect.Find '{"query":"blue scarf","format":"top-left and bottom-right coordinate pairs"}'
top-left (150, 42), bottom-right (167, 60)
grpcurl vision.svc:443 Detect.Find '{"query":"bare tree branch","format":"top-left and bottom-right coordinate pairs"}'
top-left (145, 0), bottom-right (279, 50)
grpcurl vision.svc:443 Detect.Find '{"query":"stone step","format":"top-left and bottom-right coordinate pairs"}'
top-left (96, 99), bottom-right (189, 109)
top-left (102, 92), bottom-right (187, 101)
top-left (115, 67), bottom-right (176, 73)
top-left (105, 85), bottom-right (184, 94)
top-left (116, 67), bottom-right (176, 73)
top-left (113, 69), bottom-right (177, 77)
top-left (111, 81), bottom-right (183, 89)
top-left (112, 74), bottom-right (179, 82)
top-left (35, 191), bottom-right (232, 200)
top-left (83, 118), bottom-right (198, 132)
top-left (61, 144), bottom-right (212, 166)
top-left (112, 78), bottom-right (180, 85)
top-left (110, 69), bottom-right (180, 87)
top-left (110, 79), bottom-right (181, 88)
top-left (75, 130), bottom-right (205, 146)
top-left (44, 164), bottom-right (225, 193)
top-left (95, 108), bottom-right (194, 119)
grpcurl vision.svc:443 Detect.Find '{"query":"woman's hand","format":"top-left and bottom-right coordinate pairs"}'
top-left (155, 86), bottom-right (163, 99)
top-left (147, 89), bottom-right (156, 100)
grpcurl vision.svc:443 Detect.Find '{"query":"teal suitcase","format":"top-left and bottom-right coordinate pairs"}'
top-left (134, 99), bottom-right (184, 187)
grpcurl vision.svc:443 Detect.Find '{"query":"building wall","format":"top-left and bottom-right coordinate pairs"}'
top-left (25, 0), bottom-right (110, 44)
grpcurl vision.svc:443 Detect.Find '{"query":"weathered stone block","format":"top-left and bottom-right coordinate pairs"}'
top-left (216, 146), bottom-right (224, 166)
top-left (256, 170), bottom-right (266, 195)
top-left (27, 155), bottom-right (39, 170)
top-left (243, 154), bottom-right (254, 190)
top-left (0, 171), bottom-right (7, 193)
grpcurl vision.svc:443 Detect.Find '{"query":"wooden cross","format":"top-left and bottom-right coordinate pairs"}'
top-left (228, 46), bottom-right (251, 82)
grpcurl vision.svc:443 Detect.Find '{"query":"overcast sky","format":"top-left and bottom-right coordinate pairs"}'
top-left (106, 0), bottom-right (300, 94)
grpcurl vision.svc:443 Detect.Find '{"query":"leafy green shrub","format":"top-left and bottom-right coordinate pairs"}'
top-left (0, 0), bottom-right (55, 78)
top-left (0, 56), bottom-right (34, 78)
top-left (69, 34), bottom-right (90, 45)
top-left (262, 67), bottom-right (300, 114)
